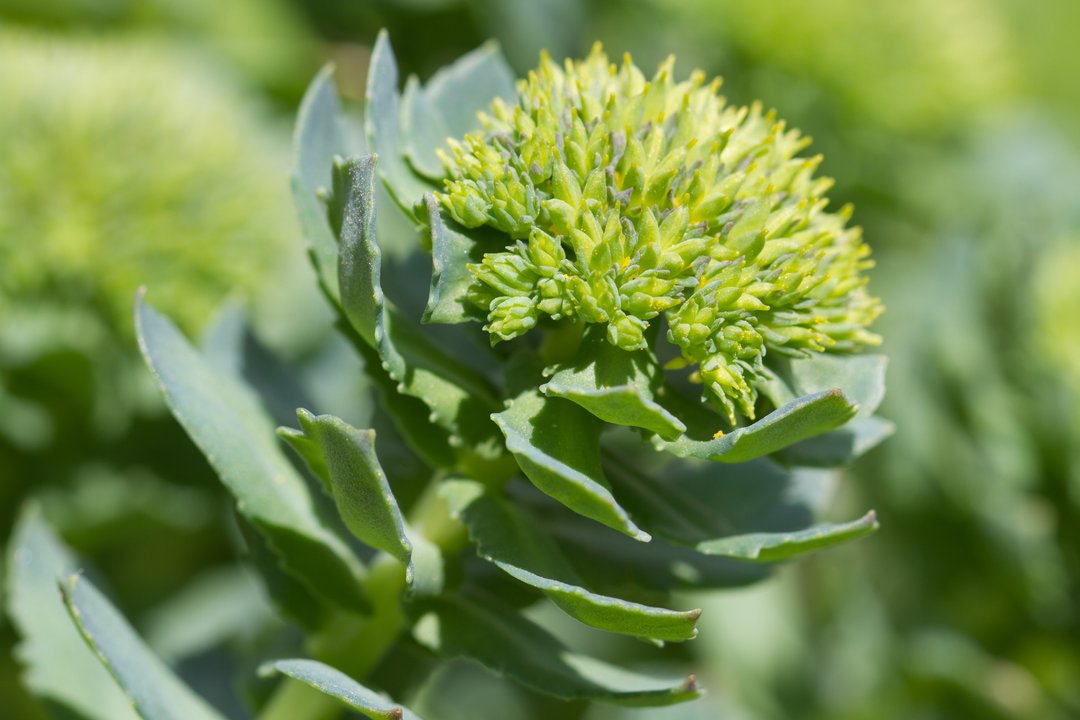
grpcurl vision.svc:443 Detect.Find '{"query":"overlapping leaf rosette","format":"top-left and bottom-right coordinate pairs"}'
top-left (8, 34), bottom-right (892, 719)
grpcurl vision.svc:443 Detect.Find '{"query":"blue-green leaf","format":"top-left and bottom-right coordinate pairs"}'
top-left (334, 154), bottom-right (502, 457)
top-left (410, 594), bottom-right (701, 706)
top-left (293, 64), bottom-right (348, 300)
top-left (422, 41), bottom-right (516, 141)
top-left (295, 64), bottom-right (347, 200)
top-left (493, 390), bottom-right (649, 541)
top-left (401, 76), bottom-right (449, 181)
top-left (653, 389), bottom-right (857, 463)
top-left (696, 511), bottom-right (879, 561)
top-left (774, 415), bottom-right (896, 467)
top-left (607, 455), bottom-right (878, 562)
top-left (766, 354), bottom-right (887, 416)
top-left (292, 175), bottom-right (340, 301)
top-left (762, 354), bottom-right (891, 466)
top-left (136, 296), bottom-right (368, 612)
top-left (297, 411), bottom-right (412, 563)
top-left (238, 516), bottom-right (332, 632)
top-left (295, 410), bottom-right (443, 596)
top-left (420, 194), bottom-right (486, 325)
top-left (441, 478), bottom-right (699, 642)
top-left (262, 659), bottom-right (424, 720)
top-left (353, 341), bottom-right (457, 470)
top-left (60, 573), bottom-right (227, 720)
top-left (278, 425), bottom-right (332, 493)
top-left (402, 42), bottom-right (515, 181)
top-left (526, 486), bottom-right (769, 596)
top-left (541, 335), bottom-right (686, 440)
top-left (5, 507), bottom-right (139, 720)
top-left (365, 31), bottom-right (436, 215)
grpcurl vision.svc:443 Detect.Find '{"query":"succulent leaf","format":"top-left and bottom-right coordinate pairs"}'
top-left (334, 154), bottom-right (503, 460)
top-left (492, 389), bottom-right (650, 540)
top-left (366, 31), bottom-right (434, 215)
top-left (409, 593), bottom-right (702, 705)
top-left (5, 508), bottom-right (139, 720)
top-left (760, 352), bottom-right (892, 465)
top-left (694, 511), bottom-right (879, 561)
top-left (441, 478), bottom-right (700, 642)
top-left (606, 456), bottom-right (878, 561)
top-left (60, 574), bottom-right (227, 720)
top-left (774, 415), bottom-right (896, 467)
top-left (135, 296), bottom-right (370, 613)
top-left (294, 410), bottom-right (445, 596)
top-left (296, 411), bottom-right (415, 564)
top-left (404, 41), bottom-right (517, 181)
top-left (292, 64), bottom-right (348, 300)
top-left (653, 388), bottom-right (857, 463)
top-left (262, 659), bottom-right (425, 720)
top-left (421, 194), bottom-right (489, 324)
top-left (540, 330), bottom-right (687, 439)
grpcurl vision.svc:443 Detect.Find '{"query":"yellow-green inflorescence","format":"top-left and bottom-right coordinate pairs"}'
top-left (436, 45), bottom-right (882, 423)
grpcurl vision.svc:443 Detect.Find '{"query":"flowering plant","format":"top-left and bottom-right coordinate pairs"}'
top-left (8, 32), bottom-right (889, 719)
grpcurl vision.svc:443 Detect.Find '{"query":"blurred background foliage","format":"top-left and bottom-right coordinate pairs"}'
top-left (1, 1), bottom-right (1078, 718)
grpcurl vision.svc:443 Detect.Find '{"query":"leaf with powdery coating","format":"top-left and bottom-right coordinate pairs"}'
top-left (365, 31), bottom-right (436, 215)
top-left (294, 410), bottom-right (443, 596)
top-left (607, 455), bottom-right (878, 563)
top-left (334, 154), bottom-right (502, 461)
top-left (421, 194), bottom-right (488, 325)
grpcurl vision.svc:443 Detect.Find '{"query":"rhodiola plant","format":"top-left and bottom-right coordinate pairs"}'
top-left (6, 32), bottom-right (891, 719)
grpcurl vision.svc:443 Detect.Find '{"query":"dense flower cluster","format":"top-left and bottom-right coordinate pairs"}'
top-left (437, 45), bottom-right (881, 421)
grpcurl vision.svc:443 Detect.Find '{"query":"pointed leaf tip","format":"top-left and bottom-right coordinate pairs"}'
top-left (493, 391), bottom-right (650, 541)
top-left (263, 659), bottom-right (424, 720)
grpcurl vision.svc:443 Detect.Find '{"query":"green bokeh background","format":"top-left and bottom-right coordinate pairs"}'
top-left (2, 1), bottom-right (1077, 718)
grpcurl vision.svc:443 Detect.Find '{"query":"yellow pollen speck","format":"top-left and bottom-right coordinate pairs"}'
top-left (712, 429), bottom-right (725, 439)
top-left (620, 256), bottom-right (631, 269)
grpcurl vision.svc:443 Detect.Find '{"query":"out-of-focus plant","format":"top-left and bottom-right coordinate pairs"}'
top-left (7, 33), bottom-right (889, 719)
top-left (668, 0), bottom-right (1018, 136)
top-left (0, 26), bottom-right (316, 717)
top-left (0, 26), bottom-right (299, 485)
top-left (0, 21), bottom-right (304, 632)
top-left (0, 0), bottom-right (320, 101)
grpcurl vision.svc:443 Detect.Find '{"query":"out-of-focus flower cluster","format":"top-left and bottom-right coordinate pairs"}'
top-left (0, 30), bottom-right (288, 338)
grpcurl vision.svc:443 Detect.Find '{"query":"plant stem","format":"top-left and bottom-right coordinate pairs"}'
top-left (258, 478), bottom-right (469, 720)
top-left (538, 320), bottom-right (585, 365)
